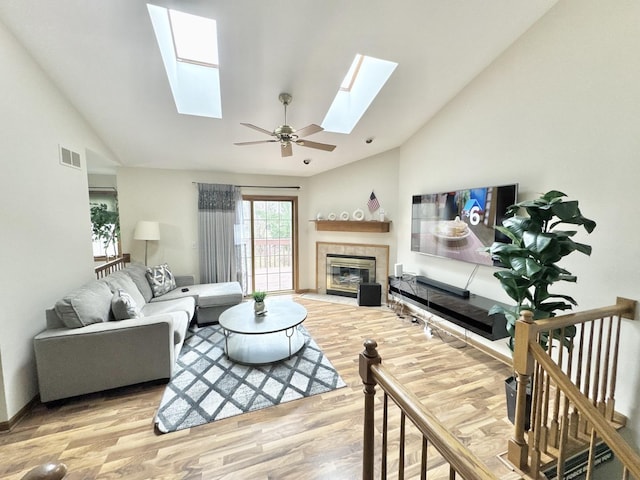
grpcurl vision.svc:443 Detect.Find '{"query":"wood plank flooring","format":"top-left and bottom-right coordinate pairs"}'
top-left (0, 296), bottom-right (518, 479)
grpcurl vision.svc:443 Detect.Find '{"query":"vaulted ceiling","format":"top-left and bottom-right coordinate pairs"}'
top-left (0, 1), bottom-right (558, 176)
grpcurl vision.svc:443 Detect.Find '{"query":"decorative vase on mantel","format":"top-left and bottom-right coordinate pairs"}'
top-left (252, 291), bottom-right (267, 314)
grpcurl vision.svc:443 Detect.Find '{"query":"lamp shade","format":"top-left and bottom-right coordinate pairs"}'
top-left (134, 221), bottom-right (160, 241)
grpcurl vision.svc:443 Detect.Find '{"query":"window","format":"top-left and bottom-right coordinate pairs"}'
top-left (89, 189), bottom-right (120, 261)
top-left (241, 196), bottom-right (298, 294)
top-left (321, 54), bottom-right (398, 134)
top-left (147, 4), bottom-right (222, 118)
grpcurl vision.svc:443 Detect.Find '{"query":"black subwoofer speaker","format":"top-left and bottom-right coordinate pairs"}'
top-left (358, 283), bottom-right (381, 307)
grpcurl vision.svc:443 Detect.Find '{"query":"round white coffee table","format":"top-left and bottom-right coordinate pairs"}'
top-left (218, 299), bottom-right (308, 364)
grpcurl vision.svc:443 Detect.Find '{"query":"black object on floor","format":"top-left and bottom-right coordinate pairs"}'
top-left (358, 283), bottom-right (381, 307)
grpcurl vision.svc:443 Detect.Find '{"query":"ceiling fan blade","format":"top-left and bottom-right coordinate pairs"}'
top-left (281, 142), bottom-right (293, 157)
top-left (296, 139), bottom-right (336, 152)
top-left (295, 124), bottom-right (323, 138)
top-left (240, 123), bottom-right (275, 136)
top-left (234, 140), bottom-right (278, 146)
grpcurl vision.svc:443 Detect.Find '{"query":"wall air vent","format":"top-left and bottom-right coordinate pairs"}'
top-left (59, 145), bottom-right (82, 170)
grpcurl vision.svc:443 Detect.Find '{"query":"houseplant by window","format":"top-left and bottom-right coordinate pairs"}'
top-left (485, 190), bottom-right (596, 425)
top-left (252, 291), bottom-right (267, 314)
top-left (90, 202), bottom-right (120, 262)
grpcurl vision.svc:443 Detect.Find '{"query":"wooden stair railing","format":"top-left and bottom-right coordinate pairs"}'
top-left (360, 340), bottom-right (507, 480)
top-left (94, 254), bottom-right (130, 279)
top-left (509, 297), bottom-right (639, 479)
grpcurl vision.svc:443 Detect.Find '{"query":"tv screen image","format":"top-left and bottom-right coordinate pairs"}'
top-left (411, 184), bottom-right (518, 266)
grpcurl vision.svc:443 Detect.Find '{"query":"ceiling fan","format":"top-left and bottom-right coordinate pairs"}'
top-left (234, 93), bottom-right (336, 157)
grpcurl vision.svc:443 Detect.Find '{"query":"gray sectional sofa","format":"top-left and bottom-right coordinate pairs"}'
top-left (34, 263), bottom-right (243, 402)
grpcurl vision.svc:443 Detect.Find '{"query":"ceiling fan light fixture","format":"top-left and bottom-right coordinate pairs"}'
top-left (278, 93), bottom-right (293, 106)
top-left (235, 93), bottom-right (336, 157)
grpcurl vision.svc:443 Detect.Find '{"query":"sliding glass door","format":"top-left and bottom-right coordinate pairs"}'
top-left (242, 196), bottom-right (298, 294)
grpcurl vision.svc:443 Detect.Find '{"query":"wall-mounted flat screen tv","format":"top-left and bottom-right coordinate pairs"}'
top-left (411, 184), bottom-right (518, 266)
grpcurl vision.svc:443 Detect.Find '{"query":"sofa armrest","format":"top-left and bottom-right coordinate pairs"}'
top-left (34, 314), bottom-right (184, 402)
top-left (175, 275), bottom-right (195, 287)
top-left (35, 315), bottom-right (173, 338)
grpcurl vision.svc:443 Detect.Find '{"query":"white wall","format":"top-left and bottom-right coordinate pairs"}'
top-left (116, 167), bottom-right (310, 282)
top-left (0, 20), bottom-right (117, 422)
top-left (88, 174), bottom-right (117, 190)
top-left (304, 149), bottom-right (400, 288)
top-left (3, 0), bottom-right (638, 466)
top-left (396, 0), bottom-right (640, 451)
top-left (116, 150), bottom-right (400, 293)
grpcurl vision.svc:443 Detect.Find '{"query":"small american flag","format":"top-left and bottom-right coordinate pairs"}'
top-left (367, 191), bottom-right (380, 212)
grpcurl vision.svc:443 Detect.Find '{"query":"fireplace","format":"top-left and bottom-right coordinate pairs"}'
top-left (316, 242), bottom-right (389, 304)
top-left (326, 254), bottom-right (376, 297)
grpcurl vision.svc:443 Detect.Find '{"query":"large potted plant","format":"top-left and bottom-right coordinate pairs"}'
top-left (486, 190), bottom-right (596, 426)
top-left (90, 202), bottom-right (120, 261)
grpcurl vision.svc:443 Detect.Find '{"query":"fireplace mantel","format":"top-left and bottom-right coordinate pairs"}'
top-left (312, 220), bottom-right (391, 233)
top-left (316, 242), bottom-right (390, 303)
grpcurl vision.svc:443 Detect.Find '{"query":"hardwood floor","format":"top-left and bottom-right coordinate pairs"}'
top-left (0, 296), bottom-right (518, 479)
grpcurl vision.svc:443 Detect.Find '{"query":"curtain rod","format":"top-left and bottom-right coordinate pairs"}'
top-left (192, 182), bottom-right (300, 190)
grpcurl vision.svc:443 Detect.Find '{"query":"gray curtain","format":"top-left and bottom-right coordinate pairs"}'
top-left (198, 183), bottom-right (244, 289)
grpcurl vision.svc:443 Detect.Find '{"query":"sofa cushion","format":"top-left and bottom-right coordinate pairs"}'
top-left (124, 263), bottom-right (154, 303)
top-left (103, 270), bottom-right (146, 307)
top-left (45, 308), bottom-right (65, 329)
top-left (153, 282), bottom-right (243, 307)
top-left (111, 289), bottom-right (144, 320)
top-left (146, 263), bottom-right (176, 297)
top-left (142, 296), bottom-right (196, 321)
top-left (54, 281), bottom-right (113, 328)
top-left (169, 311), bottom-right (189, 346)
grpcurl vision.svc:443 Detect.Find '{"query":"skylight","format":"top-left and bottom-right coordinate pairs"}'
top-left (321, 54), bottom-right (398, 134)
top-left (147, 4), bottom-right (221, 118)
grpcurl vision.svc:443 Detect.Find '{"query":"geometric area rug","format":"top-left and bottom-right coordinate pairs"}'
top-left (154, 324), bottom-right (346, 433)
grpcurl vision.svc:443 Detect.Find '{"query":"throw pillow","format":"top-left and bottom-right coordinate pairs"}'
top-left (146, 263), bottom-right (176, 297)
top-left (124, 263), bottom-right (154, 303)
top-left (103, 270), bottom-right (146, 308)
top-left (54, 281), bottom-right (113, 328)
top-left (111, 289), bottom-right (144, 320)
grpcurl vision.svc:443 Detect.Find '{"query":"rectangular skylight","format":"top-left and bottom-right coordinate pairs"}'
top-left (321, 54), bottom-right (397, 134)
top-left (147, 4), bottom-right (221, 118)
top-left (169, 9), bottom-right (218, 67)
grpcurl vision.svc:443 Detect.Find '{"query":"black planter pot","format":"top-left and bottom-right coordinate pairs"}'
top-left (505, 376), bottom-right (532, 431)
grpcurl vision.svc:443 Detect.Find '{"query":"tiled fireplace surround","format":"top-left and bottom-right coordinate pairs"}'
top-left (315, 242), bottom-right (390, 303)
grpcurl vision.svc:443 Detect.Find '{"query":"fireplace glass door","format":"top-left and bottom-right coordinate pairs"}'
top-left (326, 254), bottom-right (376, 297)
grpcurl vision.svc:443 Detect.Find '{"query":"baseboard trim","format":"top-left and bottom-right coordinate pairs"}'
top-left (294, 288), bottom-right (314, 294)
top-left (0, 394), bottom-right (39, 432)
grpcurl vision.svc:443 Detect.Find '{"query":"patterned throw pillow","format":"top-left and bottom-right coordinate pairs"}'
top-left (145, 263), bottom-right (176, 297)
top-left (111, 289), bottom-right (144, 320)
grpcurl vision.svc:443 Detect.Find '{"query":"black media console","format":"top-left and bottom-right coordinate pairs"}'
top-left (388, 275), bottom-right (508, 341)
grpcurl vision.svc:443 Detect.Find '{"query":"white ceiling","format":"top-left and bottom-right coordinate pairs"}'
top-left (0, 0), bottom-right (558, 177)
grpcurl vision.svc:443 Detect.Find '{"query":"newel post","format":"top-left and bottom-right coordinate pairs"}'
top-left (508, 310), bottom-right (536, 471)
top-left (21, 463), bottom-right (68, 480)
top-left (360, 339), bottom-right (382, 480)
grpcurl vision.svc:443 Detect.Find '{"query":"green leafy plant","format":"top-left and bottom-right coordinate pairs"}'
top-left (90, 202), bottom-right (120, 260)
top-left (486, 190), bottom-right (596, 352)
top-left (252, 291), bottom-right (267, 303)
